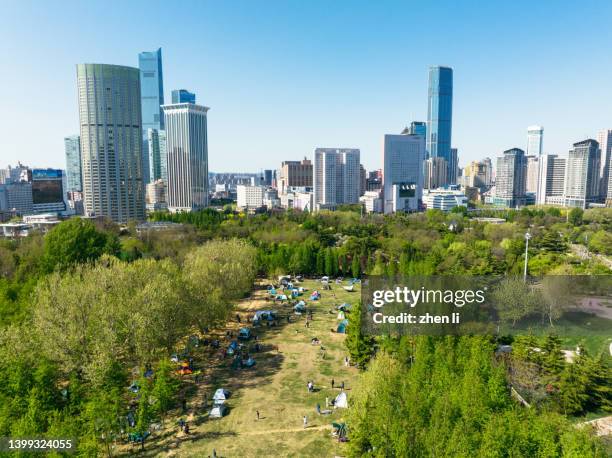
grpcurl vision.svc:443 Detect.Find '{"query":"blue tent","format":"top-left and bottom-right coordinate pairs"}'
top-left (238, 328), bottom-right (251, 340)
top-left (337, 319), bottom-right (349, 334)
top-left (253, 310), bottom-right (277, 323)
top-left (294, 302), bottom-right (306, 313)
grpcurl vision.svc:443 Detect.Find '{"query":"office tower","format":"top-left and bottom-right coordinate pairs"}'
top-left (403, 121), bottom-right (426, 137)
top-left (495, 148), bottom-right (527, 208)
top-left (0, 182), bottom-right (33, 215)
top-left (482, 157), bottom-right (493, 186)
top-left (139, 48), bottom-right (165, 184)
top-left (564, 139), bottom-right (600, 208)
top-left (596, 129), bottom-right (612, 199)
top-left (449, 148), bottom-right (458, 184)
top-left (527, 125), bottom-right (544, 156)
top-left (31, 169), bottom-right (66, 214)
top-left (383, 132), bottom-right (425, 213)
top-left (147, 129), bottom-right (167, 183)
top-left (424, 157), bottom-right (448, 190)
top-left (526, 155), bottom-right (539, 193)
top-left (163, 103), bottom-right (210, 212)
top-left (536, 154), bottom-right (566, 205)
top-left (77, 63), bottom-right (145, 222)
top-left (64, 135), bottom-right (82, 193)
top-left (263, 170), bottom-right (273, 186)
top-left (360, 164), bottom-right (367, 196)
top-left (427, 66), bottom-right (453, 183)
top-left (278, 159), bottom-right (313, 194)
top-left (171, 89), bottom-right (196, 104)
top-left (422, 188), bottom-right (468, 211)
top-left (313, 148), bottom-right (360, 210)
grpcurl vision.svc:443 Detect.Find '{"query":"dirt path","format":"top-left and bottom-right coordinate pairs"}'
top-left (578, 415), bottom-right (612, 437)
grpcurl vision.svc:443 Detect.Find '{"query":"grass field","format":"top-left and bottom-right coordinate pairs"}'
top-left (126, 278), bottom-right (359, 458)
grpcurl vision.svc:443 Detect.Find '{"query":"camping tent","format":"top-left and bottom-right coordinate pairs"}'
top-left (337, 303), bottom-right (351, 311)
top-left (337, 319), bottom-right (349, 334)
top-left (238, 328), bottom-right (251, 340)
top-left (334, 392), bottom-right (348, 408)
top-left (294, 302), bottom-right (306, 313)
top-left (213, 388), bottom-right (230, 403)
top-left (268, 288), bottom-right (277, 296)
top-left (253, 310), bottom-right (277, 323)
top-left (209, 403), bottom-right (229, 418)
top-left (343, 284), bottom-right (355, 292)
top-left (276, 294), bottom-right (288, 301)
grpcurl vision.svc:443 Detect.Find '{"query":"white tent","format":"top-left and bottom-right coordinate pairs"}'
top-left (213, 388), bottom-right (230, 404)
top-left (334, 391), bottom-right (348, 408)
top-left (209, 403), bottom-right (228, 418)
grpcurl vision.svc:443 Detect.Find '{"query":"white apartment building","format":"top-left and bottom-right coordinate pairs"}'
top-left (163, 103), bottom-right (209, 212)
top-left (237, 185), bottom-right (265, 209)
top-left (313, 148), bottom-right (360, 210)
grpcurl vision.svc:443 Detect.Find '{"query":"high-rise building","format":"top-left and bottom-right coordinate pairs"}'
top-left (526, 155), bottom-right (539, 194)
top-left (171, 89), bottom-right (196, 104)
top-left (359, 164), bottom-right (367, 196)
top-left (564, 139), bottom-right (600, 209)
top-left (383, 132), bottom-right (425, 213)
top-left (237, 185), bottom-right (265, 210)
top-left (461, 159), bottom-right (492, 189)
top-left (139, 48), bottom-right (165, 184)
top-left (527, 125), bottom-right (544, 156)
top-left (147, 129), bottom-right (167, 183)
top-left (313, 148), bottom-right (360, 210)
top-left (424, 157), bottom-right (448, 190)
top-left (31, 169), bottom-right (66, 214)
top-left (449, 148), bottom-right (459, 184)
top-left (64, 135), bottom-right (82, 193)
top-left (427, 66), bottom-right (453, 183)
top-left (77, 63), bottom-right (145, 222)
top-left (483, 157), bottom-right (493, 186)
top-left (278, 159), bottom-right (313, 194)
top-left (536, 154), bottom-right (566, 205)
top-left (596, 129), bottom-right (612, 199)
top-left (163, 103), bottom-right (210, 212)
top-left (494, 148), bottom-right (527, 208)
top-left (262, 170), bottom-right (273, 186)
top-left (402, 121), bottom-right (426, 137)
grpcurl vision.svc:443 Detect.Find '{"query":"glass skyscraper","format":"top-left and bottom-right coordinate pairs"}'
top-left (77, 63), bottom-right (145, 222)
top-left (139, 48), bottom-right (165, 183)
top-left (426, 66), bottom-right (453, 183)
top-left (64, 135), bottom-right (82, 192)
top-left (171, 89), bottom-right (196, 104)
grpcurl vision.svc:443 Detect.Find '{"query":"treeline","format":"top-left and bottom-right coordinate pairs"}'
top-left (0, 219), bottom-right (257, 455)
top-left (347, 337), bottom-right (608, 457)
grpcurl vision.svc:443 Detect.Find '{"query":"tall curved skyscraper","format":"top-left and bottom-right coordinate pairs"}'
top-left (426, 66), bottom-right (453, 184)
top-left (76, 64), bottom-right (145, 222)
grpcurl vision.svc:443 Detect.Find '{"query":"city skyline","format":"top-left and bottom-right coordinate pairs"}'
top-left (2, 1), bottom-right (612, 172)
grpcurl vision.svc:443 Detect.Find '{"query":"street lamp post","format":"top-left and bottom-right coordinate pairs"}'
top-left (524, 232), bottom-right (531, 281)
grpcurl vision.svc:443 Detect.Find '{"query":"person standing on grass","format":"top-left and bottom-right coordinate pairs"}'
top-left (303, 415), bottom-right (308, 429)
top-left (331, 378), bottom-right (335, 389)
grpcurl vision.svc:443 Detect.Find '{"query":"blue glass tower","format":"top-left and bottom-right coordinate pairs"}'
top-left (171, 89), bottom-right (196, 104)
top-left (139, 48), bottom-right (164, 183)
top-left (426, 66), bottom-right (453, 183)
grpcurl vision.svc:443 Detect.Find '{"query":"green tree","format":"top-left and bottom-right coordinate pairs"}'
top-left (42, 219), bottom-right (119, 272)
top-left (568, 207), bottom-right (584, 226)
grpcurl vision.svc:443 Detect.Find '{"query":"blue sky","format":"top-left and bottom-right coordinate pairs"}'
top-left (2, 0), bottom-right (612, 172)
